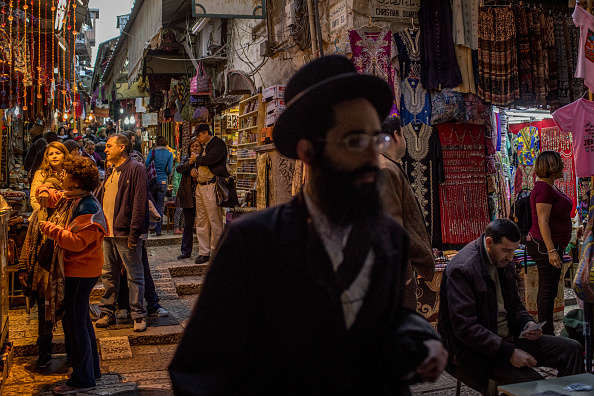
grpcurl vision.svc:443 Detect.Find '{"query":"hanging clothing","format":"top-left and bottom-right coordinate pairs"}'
top-left (400, 123), bottom-right (444, 247)
top-left (347, 28), bottom-right (399, 102)
top-left (544, 14), bottom-right (558, 108)
top-left (419, 0), bottom-right (463, 89)
top-left (553, 98), bottom-right (594, 178)
top-left (477, 7), bottom-right (519, 105)
top-left (400, 77), bottom-right (431, 126)
top-left (451, 0), bottom-right (482, 50)
top-left (513, 5), bottom-right (533, 103)
top-left (573, 5), bottom-right (594, 93)
top-left (555, 15), bottom-right (571, 106)
top-left (393, 28), bottom-right (421, 81)
top-left (567, 15), bottom-right (585, 101)
top-left (517, 125), bottom-right (540, 166)
top-left (453, 45), bottom-right (477, 94)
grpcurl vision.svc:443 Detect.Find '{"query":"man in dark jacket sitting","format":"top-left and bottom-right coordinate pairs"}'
top-left (169, 55), bottom-right (447, 395)
top-left (439, 219), bottom-right (583, 394)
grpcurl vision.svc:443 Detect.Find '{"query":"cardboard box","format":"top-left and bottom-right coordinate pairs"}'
top-left (263, 85), bottom-right (286, 101)
top-left (265, 111), bottom-right (284, 127)
top-left (266, 99), bottom-right (286, 114)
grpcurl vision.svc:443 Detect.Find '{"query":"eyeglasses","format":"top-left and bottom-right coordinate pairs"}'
top-left (317, 133), bottom-right (392, 152)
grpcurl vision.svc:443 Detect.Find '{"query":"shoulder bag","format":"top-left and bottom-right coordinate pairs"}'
top-left (215, 176), bottom-right (239, 208)
top-left (146, 149), bottom-right (157, 183)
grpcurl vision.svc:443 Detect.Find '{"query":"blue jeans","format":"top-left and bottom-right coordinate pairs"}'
top-left (64, 276), bottom-right (101, 388)
top-left (99, 238), bottom-right (146, 319)
top-left (118, 240), bottom-right (162, 314)
top-left (149, 183), bottom-right (167, 234)
top-left (181, 207), bottom-right (196, 256)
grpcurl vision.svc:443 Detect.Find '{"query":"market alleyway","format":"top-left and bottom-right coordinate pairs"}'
top-left (3, 235), bottom-right (577, 395)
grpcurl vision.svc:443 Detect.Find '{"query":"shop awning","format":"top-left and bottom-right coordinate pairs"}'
top-left (127, 0), bottom-right (163, 85)
top-left (115, 81), bottom-right (150, 100)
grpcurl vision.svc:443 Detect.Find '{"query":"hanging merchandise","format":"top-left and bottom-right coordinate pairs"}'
top-left (572, 5), bottom-right (594, 93)
top-left (477, 6), bottom-right (518, 105)
top-left (438, 123), bottom-right (490, 244)
top-left (419, 0), bottom-right (462, 90)
top-left (453, 45), bottom-right (476, 94)
top-left (451, 0), bottom-right (480, 50)
top-left (400, 77), bottom-right (431, 126)
top-left (430, 89), bottom-right (465, 125)
top-left (513, 5), bottom-right (533, 102)
top-left (573, 190), bottom-right (594, 303)
top-left (553, 98), bottom-right (594, 178)
top-left (527, 8), bottom-right (547, 106)
top-left (394, 27), bottom-right (421, 82)
top-left (347, 28), bottom-right (399, 103)
top-left (190, 62), bottom-right (213, 96)
top-left (400, 123), bottom-right (444, 246)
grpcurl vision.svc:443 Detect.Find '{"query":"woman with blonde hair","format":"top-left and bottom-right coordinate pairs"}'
top-left (29, 141), bottom-right (70, 211)
top-left (527, 150), bottom-right (573, 335)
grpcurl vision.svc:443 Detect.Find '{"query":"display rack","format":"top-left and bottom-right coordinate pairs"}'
top-left (222, 107), bottom-right (239, 177)
top-left (237, 94), bottom-right (265, 204)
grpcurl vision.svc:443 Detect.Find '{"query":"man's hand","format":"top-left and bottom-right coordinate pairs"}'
top-left (510, 348), bottom-right (537, 368)
top-left (521, 321), bottom-right (543, 341)
top-left (128, 241), bottom-right (137, 250)
top-left (189, 153), bottom-right (198, 164)
top-left (18, 272), bottom-right (28, 287)
top-left (37, 192), bottom-right (49, 207)
top-left (415, 339), bottom-right (448, 382)
top-left (190, 168), bottom-right (199, 179)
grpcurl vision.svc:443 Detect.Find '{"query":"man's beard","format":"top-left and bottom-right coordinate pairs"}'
top-left (309, 157), bottom-right (383, 225)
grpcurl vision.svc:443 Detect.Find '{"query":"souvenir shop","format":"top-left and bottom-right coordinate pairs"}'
top-left (338, 0), bottom-right (594, 326)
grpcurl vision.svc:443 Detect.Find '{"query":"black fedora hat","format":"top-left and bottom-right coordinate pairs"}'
top-left (273, 55), bottom-right (393, 159)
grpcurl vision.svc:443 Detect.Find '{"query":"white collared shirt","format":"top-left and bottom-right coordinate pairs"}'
top-left (304, 192), bottom-right (374, 329)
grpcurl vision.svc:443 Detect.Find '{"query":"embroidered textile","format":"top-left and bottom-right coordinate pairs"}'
top-left (394, 28), bottom-right (421, 80)
top-left (555, 15), bottom-right (571, 106)
top-left (419, 0), bottom-right (463, 89)
top-left (400, 77), bottom-right (431, 126)
top-left (513, 5), bottom-right (533, 102)
top-left (540, 126), bottom-right (578, 216)
top-left (430, 89), bottom-right (465, 125)
top-left (544, 14), bottom-right (558, 107)
top-left (452, 0), bottom-right (481, 50)
top-left (348, 28), bottom-right (398, 101)
top-left (477, 7), bottom-right (519, 105)
top-left (437, 123), bottom-right (490, 244)
top-left (517, 126), bottom-right (540, 166)
top-left (401, 123), bottom-right (444, 247)
top-left (464, 93), bottom-right (492, 126)
top-left (567, 15), bottom-right (585, 101)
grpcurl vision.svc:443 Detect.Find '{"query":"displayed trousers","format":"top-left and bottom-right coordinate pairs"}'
top-left (526, 237), bottom-right (564, 336)
top-left (195, 183), bottom-right (223, 256)
top-left (64, 276), bottom-right (101, 388)
top-left (99, 237), bottom-right (146, 319)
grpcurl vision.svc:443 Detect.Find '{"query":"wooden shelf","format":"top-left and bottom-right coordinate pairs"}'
top-left (239, 126), bottom-right (259, 132)
top-left (237, 172), bottom-right (257, 175)
top-left (238, 142), bottom-right (257, 146)
top-left (239, 110), bottom-right (259, 118)
top-left (237, 157), bottom-right (256, 161)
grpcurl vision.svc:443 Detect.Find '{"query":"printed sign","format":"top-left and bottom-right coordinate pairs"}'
top-left (142, 112), bottom-right (158, 126)
top-left (191, 0), bottom-right (265, 19)
top-left (370, 0), bottom-right (420, 20)
top-left (329, 1), bottom-right (348, 33)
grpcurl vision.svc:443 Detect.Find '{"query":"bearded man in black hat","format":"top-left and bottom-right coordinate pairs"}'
top-left (169, 55), bottom-right (447, 395)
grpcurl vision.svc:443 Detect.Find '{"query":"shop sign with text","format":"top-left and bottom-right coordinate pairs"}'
top-left (191, 0), bottom-right (265, 19)
top-left (370, 0), bottom-right (420, 20)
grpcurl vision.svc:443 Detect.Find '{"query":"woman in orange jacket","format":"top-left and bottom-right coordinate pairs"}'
top-left (37, 157), bottom-right (108, 394)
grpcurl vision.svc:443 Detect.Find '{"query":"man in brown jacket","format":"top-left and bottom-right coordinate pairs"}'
top-left (379, 116), bottom-right (435, 310)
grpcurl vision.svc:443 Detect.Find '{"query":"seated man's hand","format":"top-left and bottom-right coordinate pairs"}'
top-left (415, 339), bottom-right (448, 382)
top-left (522, 321), bottom-right (543, 341)
top-left (510, 348), bottom-right (537, 368)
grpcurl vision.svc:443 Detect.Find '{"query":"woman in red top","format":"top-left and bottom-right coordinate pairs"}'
top-left (526, 151), bottom-right (573, 335)
top-left (37, 157), bottom-right (108, 394)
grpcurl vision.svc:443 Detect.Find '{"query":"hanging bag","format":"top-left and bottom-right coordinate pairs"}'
top-left (190, 62), bottom-right (213, 96)
top-left (146, 149), bottom-right (157, 184)
top-left (215, 176), bottom-right (239, 208)
top-left (573, 193), bottom-right (594, 302)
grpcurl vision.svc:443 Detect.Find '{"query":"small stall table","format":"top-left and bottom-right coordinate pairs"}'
top-left (499, 373), bottom-right (594, 396)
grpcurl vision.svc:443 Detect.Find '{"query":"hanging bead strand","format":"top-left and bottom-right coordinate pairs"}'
top-left (37, 0), bottom-right (41, 102)
top-left (22, 0), bottom-right (27, 111)
top-left (51, 0), bottom-right (55, 116)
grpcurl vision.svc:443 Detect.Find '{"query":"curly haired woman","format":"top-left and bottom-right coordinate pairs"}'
top-left (36, 157), bottom-right (108, 394)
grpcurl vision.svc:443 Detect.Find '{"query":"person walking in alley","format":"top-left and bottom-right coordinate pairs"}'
top-left (145, 136), bottom-right (173, 237)
top-left (95, 134), bottom-right (149, 332)
top-left (438, 219), bottom-right (583, 394)
top-left (169, 55), bottom-right (447, 395)
top-left (36, 157), bottom-right (106, 394)
top-left (190, 124), bottom-right (229, 264)
top-left (379, 116), bottom-right (435, 310)
top-left (174, 138), bottom-right (199, 259)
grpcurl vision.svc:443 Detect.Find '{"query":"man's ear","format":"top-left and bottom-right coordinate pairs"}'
top-left (485, 236), bottom-right (493, 250)
top-left (296, 139), bottom-right (314, 165)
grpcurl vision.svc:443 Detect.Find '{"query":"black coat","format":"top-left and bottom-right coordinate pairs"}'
top-left (194, 135), bottom-right (229, 177)
top-left (169, 194), bottom-right (441, 395)
top-left (175, 156), bottom-right (196, 209)
top-left (438, 235), bottom-right (533, 394)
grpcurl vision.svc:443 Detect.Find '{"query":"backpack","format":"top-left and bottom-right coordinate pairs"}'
top-left (510, 189), bottom-right (532, 237)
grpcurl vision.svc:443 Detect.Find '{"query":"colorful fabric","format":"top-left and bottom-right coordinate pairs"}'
top-left (555, 15), bottom-right (571, 106)
top-left (513, 5), bottom-right (533, 103)
top-left (540, 125), bottom-right (578, 217)
top-left (517, 126), bottom-right (540, 166)
top-left (477, 7), bottom-right (519, 105)
top-left (400, 77), bottom-right (431, 126)
top-left (430, 89), bottom-right (465, 125)
top-left (464, 93), bottom-right (492, 126)
top-left (573, 5), bottom-right (594, 92)
top-left (544, 14), bottom-right (558, 107)
top-left (553, 98), bottom-right (594, 178)
top-left (393, 28), bottom-right (421, 81)
top-left (528, 8), bottom-right (547, 106)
